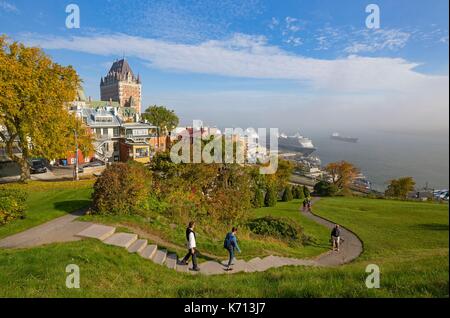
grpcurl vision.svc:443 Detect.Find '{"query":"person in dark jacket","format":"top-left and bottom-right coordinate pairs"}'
top-left (180, 221), bottom-right (200, 271)
top-left (331, 224), bottom-right (341, 251)
top-left (224, 227), bottom-right (241, 271)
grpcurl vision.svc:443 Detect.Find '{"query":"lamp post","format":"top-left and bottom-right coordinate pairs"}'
top-left (73, 129), bottom-right (79, 181)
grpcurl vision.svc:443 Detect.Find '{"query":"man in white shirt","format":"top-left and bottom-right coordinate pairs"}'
top-left (180, 221), bottom-right (200, 271)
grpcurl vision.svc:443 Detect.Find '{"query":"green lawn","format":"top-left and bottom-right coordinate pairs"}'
top-left (0, 187), bottom-right (448, 297)
top-left (0, 180), bottom-right (94, 239)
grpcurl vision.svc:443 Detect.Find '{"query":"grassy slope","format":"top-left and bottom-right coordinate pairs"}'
top-left (80, 200), bottom-right (330, 261)
top-left (0, 192), bottom-right (448, 297)
top-left (0, 180), bottom-right (94, 239)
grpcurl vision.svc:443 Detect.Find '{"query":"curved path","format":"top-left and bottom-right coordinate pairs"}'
top-left (0, 199), bottom-right (363, 275)
top-left (301, 198), bottom-right (363, 267)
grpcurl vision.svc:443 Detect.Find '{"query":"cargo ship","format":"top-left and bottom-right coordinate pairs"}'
top-left (330, 132), bottom-right (358, 143)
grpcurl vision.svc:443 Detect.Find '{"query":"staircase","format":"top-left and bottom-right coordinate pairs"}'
top-left (76, 224), bottom-right (320, 276)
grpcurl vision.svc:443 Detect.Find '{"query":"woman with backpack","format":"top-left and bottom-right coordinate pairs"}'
top-left (224, 227), bottom-right (241, 271)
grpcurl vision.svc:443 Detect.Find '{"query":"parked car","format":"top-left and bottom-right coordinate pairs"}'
top-left (83, 161), bottom-right (105, 168)
top-left (30, 160), bottom-right (47, 174)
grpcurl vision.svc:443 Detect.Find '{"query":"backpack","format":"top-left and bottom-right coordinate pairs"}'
top-left (223, 233), bottom-right (232, 249)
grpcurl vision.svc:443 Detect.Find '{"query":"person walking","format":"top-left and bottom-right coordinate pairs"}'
top-left (180, 221), bottom-right (200, 271)
top-left (302, 198), bottom-right (308, 212)
top-left (307, 198), bottom-right (312, 212)
top-left (331, 224), bottom-right (341, 252)
top-left (224, 227), bottom-right (241, 271)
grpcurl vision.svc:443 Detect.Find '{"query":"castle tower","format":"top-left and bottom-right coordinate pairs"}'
top-left (100, 59), bottom-right (142, 114)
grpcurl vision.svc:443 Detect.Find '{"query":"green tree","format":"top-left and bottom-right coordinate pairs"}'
top-left (0, 36), bottom-right (93, 181)
top-left (314, 180), bottom-right (338, 197)
top-left (264, 186), bottom-right (277, 207)
top-left (297, 185), bottom-right (305, 200)
top-left (282, 186), bottom-right (293, 202)
top-left (142, 105), bottom-right (179, 149)
top-left (303, 185), bottom-right (311, 198)
top-left (385, 177), bottom-right (416, 199)
top-left (252, 189), bottom-right (265, 208)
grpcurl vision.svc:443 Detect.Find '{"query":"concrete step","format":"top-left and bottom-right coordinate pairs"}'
top-left (199, 261), bottom-right (227, 275)
top-left (261, 255), bottom-right (286, 269)
top-left (103, 233), bottom-right (138, 249)
top-left (76, 224), bottom-right (116, 241)
top-left (127, 239), bottom-right (148, 253)
top-left (165, 253), bottom-right (178, 270)
top-left (153, 249), bottom-right (167, 265)
top-left (139, 244), bottom-right (158, 260)
top-left (246, 257), bottom-right (263, 272)
top-left (221, 259), bottom-right (247, 273)
top-left (175, 259), bottom-right (190, 273)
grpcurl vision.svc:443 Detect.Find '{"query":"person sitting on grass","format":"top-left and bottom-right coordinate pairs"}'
top-left (180, 221), bottom-right (200, 272)
top-left (331, 224), bottom-right (341, 252)
top-left (224, 227), bottom-right (241, 271)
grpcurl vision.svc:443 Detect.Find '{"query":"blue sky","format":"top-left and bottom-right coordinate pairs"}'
top-left (0, 0), bottom-right (448, 133)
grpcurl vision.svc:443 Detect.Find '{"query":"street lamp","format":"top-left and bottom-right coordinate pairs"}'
top-left (73, 128), bottom-right (79, 181)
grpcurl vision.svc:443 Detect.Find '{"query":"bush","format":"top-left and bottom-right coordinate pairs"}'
top-left (0, 188), bottom-right (27, 225)
top-left (247, 216), bottom-right (303, 242)
top-left (252, 189), bottom-right (265, 208)
top-left (264, 186), bottom-right (277, 207)
top-left (303, 185), bottom-right (311, 198)
top-left (314, 180), bottom-right (338, 197)
top-left (91, 162), bottom-right (152, 215)
top-left (282, 186), bottom-right (293, 202)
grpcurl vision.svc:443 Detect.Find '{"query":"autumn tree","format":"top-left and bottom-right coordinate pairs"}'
top-left (385, 177), bottom-right (416, 199)
top-left (325, 161), bottom-right (360, 193)
top-left (0, 36), bottom-right (93, 181)
top-left (142, 105), bottom-right (179, 149)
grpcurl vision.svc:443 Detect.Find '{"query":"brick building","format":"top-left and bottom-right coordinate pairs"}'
top-left (100, 59), bottom-right (142, 114)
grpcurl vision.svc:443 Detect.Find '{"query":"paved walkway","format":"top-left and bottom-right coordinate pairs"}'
top-left (301, 198), bottom-right (363, 267)
top-left (0, 199), bottom-right (363, 275)
top-left (0, 209), bottom-right (92, 249)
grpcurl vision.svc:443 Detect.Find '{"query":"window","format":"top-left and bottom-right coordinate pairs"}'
top-left (113, 142), bottom-right (119, 152)
top-left (133, 129), bottom-right (148, 136)
top-left (94, 116), bottom-right (113, 123)
top-left (113, 127), bottom-right (120, 137)
top-left (95, 128), bottom-right (101, 137)
top-left (135, 147), bottom-right (149, 158)
top-left (103, 128), bottom-right (108, 136)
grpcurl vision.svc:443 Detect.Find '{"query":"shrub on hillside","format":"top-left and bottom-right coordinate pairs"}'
top-left (293, 185), bottom-right (305, 200)
top-left (282, 186), bottom-right (293, 202)
top-left (264, 186), bottom-right (277, 207)
top-left (314, 180), bottom-right (338, 197)
top-left (247, 216), bottom-right (308, 244)
top-left (303, 185), bottom-right (311, 198)
top-left (0, 188), bottom-right (27, 225)
top-left (252, 189), bottom-right (265, 208)
top-left (91, 162), bottom-right (152, 215)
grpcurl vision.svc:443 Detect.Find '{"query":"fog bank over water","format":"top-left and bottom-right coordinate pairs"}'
top-left (307, 130), bottom-right (449, 192)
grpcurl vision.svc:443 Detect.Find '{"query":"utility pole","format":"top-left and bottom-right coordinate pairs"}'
top-left (73, 129), bottom-right (79, 181)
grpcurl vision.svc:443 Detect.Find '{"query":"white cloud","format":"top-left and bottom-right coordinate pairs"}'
top-left (344, 29), bottom-right (411, 53)
top-left (21, 32), bottom-right (445, 93)
top-left (19, 32), bottom-right (449, 132)
top-left (0, 1), bottom-right (18, 13)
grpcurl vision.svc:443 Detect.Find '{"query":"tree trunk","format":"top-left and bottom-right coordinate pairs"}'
top-left (4, 135), bottom-right (30, 182)
top-left (17, 136), bottom-right (31, 183)
top-left (18, 157), bottom-right (30, 183)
